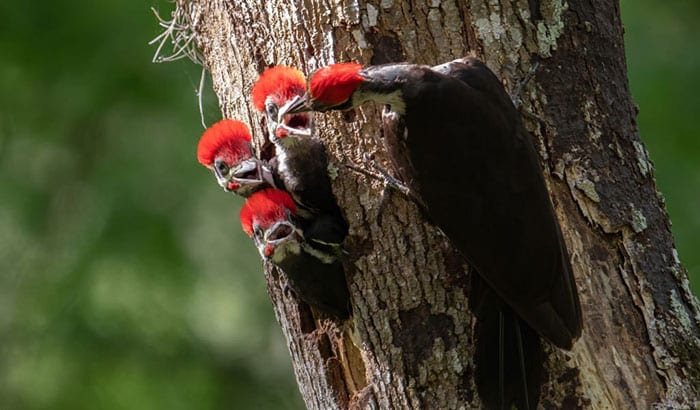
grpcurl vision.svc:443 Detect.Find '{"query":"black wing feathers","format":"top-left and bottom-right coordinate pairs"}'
top-left (365, 60), bottom-right (582, 348)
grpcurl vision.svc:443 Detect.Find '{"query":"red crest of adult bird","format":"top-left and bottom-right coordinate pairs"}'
top-left (307, 63), bottom-right (364, 110)
top-left (196, 119), bottom-right (268, 196)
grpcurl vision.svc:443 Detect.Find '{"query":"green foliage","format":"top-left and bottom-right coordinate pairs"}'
top-left (0, 1), bottom-right (302, 408)
top-left (622, 0), bottom-right (700, 292)
top-left (0, 0), bottom-right (696, 408)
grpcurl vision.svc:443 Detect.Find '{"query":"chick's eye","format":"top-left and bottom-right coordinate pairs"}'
top-left (214, 158), bottom-right (229, 176)
top-left (266, 103), bottom-right (278, 118)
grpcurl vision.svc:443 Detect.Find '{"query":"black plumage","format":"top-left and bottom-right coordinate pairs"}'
top-left (359, 58), bottom-right (581, 349)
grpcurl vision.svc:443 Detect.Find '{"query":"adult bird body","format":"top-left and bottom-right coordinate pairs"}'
top-left (285, 57), bottom-right (581, 349)
top-left (282, 58), bottom-right (582, 407)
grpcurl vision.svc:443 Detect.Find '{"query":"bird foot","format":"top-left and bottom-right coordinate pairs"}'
top-left (343, 154), bottom-right (427, 225)
top-left (366, 157), bottom-right (412, 226)
top-left (511, 61), bottom-right (540, 109)
top-left (364, 154), bottom-right (411, 198)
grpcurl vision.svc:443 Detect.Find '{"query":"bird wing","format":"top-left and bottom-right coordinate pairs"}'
top-left (398, 65), bottom-right (582, 348)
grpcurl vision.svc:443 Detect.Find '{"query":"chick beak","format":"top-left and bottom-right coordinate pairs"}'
top-left (279, 94), bottom-right (311, 116)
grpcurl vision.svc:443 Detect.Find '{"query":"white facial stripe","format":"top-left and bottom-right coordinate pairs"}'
top-left (353, 89), bottom-right (405, 114)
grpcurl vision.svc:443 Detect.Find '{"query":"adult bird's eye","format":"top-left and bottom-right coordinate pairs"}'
top-left (214, 158), bottom-right (229, 176)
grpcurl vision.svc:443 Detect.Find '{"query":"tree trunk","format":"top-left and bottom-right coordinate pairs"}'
top-left (174, 0), bottom-right (700, 407)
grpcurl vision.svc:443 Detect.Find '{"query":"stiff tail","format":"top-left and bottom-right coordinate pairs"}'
top-left (471, 275), bottom-right (544, 409)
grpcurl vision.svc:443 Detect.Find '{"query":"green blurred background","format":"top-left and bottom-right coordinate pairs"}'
top-left (0, 1), bottom-right (696, 409)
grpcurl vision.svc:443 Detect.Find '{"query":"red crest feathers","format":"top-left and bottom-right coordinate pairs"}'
top-left (309, 62), bottom-right (364, 107)
top-left (240, 189), bottom-right (297, 236)
top-left (251, 66), bottom-right (307, 111)
top-left (196, 119), bottom-right (252, 167)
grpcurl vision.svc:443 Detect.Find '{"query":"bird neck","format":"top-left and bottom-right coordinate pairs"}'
top-left (270, 239), bottom-right (302, 263)
top-left (353, 88), bottom-right (405, 114)
top-left (354, 63), bottom-right (413, 114)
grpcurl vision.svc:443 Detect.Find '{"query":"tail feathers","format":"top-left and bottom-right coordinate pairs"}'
top-left (472, 276), bottom-right (544, 409)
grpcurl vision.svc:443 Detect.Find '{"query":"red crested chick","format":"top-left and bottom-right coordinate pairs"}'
top-left (249, 65), bottom-right (348, 231)
top-left (196, 119), bottom-right (269, 196)
top-left (251, 66), bottom-right (306, 112)
top-left (251, 66), bottom-right (311, 140)
top-left (240, 188), bottom-right (297, 237)
top-left (197, 119), bottom-right (251, 167)
top-left (239, 188), bottom-right (350, 319)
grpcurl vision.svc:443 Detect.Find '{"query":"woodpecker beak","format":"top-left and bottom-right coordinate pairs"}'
top-left (279, 94), bottom-right (311, 115)
top-left (215, 158), bottom-right (265, 195)
top-left (260, 220), bottom-right (302, 261)
top-left (264, 220), bottom-right (297, 244)
top-left (232, 159), bottom-right (262, 182)
top-left (269, 95), bottom-right (313, 140)
top-left (230, 159), bottom-right (266, 194)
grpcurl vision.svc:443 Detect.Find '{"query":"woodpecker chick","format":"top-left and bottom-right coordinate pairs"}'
top-left (240, 188), bottom-right (351, 319)
top-left (196, 119), bottom-right (272, 196)
top-left (251, 66), bottom-right (348, 240)
top-left (285, 58), bottom-right (582, 350)
top-left (251, 65), bottom-right (312, 141)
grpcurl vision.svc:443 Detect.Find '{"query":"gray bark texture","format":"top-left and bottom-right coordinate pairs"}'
top-left (172, 0), bottom-right (700, 408)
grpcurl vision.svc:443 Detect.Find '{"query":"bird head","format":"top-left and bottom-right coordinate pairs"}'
top-left (240, 188), bottom-right (303, 263)
top-left (251, 66), bottom-right (312, 143)
top-left (197, 119), bottom-right (265, 196)
top-left (281, 62), bottom-right (365, 116)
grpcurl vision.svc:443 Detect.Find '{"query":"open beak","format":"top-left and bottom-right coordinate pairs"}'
top-left (270, 95), bottom-right (313, 140)
top-left (217, 159), bottom-right (265, 194)
top-left (278, 94), bottom-right (311, 116)
top-left (264, 220), bottom-right (297, 243)
top-left (230, 159), bottom-right (265, 193)
top-left (232, 159), bottom-right (263, 183)
top-left (260, 220), bottom-right (300, 259)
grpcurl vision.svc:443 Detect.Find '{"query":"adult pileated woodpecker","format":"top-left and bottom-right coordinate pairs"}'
top-left (251, 65), bottom-right (348, 247)
top-left (283, 57), bottom-right (582, 408)
top-left (196, 119), bottom-right (272, 197)
top-left (240, 188), bottom-right (351, 319)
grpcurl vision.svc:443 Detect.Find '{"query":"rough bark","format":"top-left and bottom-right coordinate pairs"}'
top-left (173, 0), bottom-right (700, 408)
